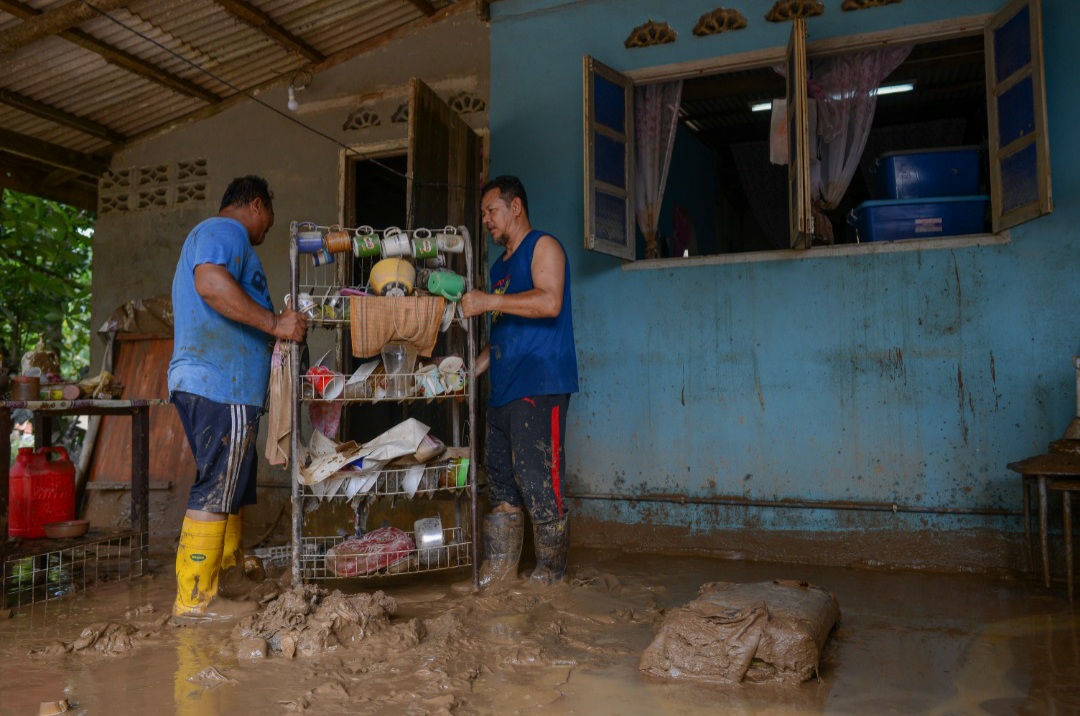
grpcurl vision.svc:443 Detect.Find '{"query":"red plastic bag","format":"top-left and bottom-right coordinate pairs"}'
top-left (325, 527), bottom-right (415, 577)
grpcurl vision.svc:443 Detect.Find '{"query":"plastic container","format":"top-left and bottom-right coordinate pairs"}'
top-left (870, 146), bottom-right (981, 199)
top-left (848, 195), bottom-right (990, 243)
top-left (9, 446), bottom-right (77, 538)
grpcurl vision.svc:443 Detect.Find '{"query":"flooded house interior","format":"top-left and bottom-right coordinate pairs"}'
top-left (1, 1), bottom-right (1079, 714)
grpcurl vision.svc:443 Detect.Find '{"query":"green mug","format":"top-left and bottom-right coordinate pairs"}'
top-left (411, 237), bottom-right (438, 260)
top-left (427, 270), bottom-right (465, 302)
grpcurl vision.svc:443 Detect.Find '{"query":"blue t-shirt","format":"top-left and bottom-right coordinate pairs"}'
top-left (488, 229), bottom-right (579, 407)
top-left (168, 217), bottom-right (274, 407)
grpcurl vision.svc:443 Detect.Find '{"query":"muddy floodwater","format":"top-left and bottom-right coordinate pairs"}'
top-left (1, 547), bottom-right (1078, 714)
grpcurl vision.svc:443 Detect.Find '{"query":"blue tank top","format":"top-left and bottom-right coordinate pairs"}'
top-left (488, 230), bottom-right (579, 407)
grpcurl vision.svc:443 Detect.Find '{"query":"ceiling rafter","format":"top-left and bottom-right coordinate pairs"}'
top-left (0, 0), bottom-right (222, 104)
top-left (404, 0), bottom-right (438, 17)
top-left (0, 0), bottom-right (131, 54)
top-left (0, 126), bottom-right (109, 176)
top-left (212, 0), bottom-right (325, 64)
top-left (0, 87), bottom-right (125, 143)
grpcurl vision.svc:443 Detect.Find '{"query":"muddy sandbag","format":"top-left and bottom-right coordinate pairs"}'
top-left (640, 579), bottom-right (839, 685)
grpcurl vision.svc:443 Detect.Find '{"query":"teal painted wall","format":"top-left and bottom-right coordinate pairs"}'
top-left (487, 0), bottom-right (1079, 543)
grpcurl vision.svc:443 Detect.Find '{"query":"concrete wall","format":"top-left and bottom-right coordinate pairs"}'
top-left (90, 10), bottom-right (489, 539)
top-left (488, 0), bottom-right (1080, 570)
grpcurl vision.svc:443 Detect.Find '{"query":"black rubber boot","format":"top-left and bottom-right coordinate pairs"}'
top-left (529, 514), bottom-right (569, 586)
top-left (478, 511), bottom-right (524, 588)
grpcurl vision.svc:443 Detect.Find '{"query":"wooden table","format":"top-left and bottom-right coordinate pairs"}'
top-left (1, 398), bottom-right (167, 567)
top-left (1008, 452), bottom-right (1080, 597)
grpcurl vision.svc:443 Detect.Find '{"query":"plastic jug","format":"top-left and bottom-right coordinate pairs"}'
top-left (9, 446), bottom-right (76, 538)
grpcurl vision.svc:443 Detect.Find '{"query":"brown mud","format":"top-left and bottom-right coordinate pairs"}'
top-left (1, 548), bottom-right (1078, 714)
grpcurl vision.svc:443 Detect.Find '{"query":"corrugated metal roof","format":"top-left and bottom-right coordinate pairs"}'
top-left (0, 0), bottom-right (466, 206)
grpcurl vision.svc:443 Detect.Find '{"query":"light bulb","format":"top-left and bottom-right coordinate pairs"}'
top-left (287, 85), bottom-right (298, 112)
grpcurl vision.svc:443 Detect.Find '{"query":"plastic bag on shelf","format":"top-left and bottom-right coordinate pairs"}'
top-left (325, 526), bottom-right (415, 577)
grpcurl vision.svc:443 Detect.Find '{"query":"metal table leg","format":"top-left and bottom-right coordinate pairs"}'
top-left (1023, 475), bottom-right (1033, 575)
top-left (1064, 490), bottom-right (1074, 606)
top-left (130, 407), bottom-right (150, 573)
top-left (1039, 475), bottom-right (1051, 588)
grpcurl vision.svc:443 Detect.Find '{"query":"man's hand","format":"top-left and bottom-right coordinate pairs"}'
top-left (272, 307), bottom-right (307, 342)
top-left (460, 289), bottom-right (489, 319)
top-left (195, 263), bottom-right (307, 341)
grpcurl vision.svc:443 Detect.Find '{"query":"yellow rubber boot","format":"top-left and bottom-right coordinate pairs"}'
top-left (173, 517), bottom-right (226, 617)
top-left (218, 513), bottom-right (246, 597)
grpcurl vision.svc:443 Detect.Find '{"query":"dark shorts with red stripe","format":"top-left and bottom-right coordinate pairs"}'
top-left (173, 390), bottom-right (261, 515)
top-left (485, 394), bottom-right (569, 525)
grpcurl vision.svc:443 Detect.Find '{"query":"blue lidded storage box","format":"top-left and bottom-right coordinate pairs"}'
top-left (849, 195), bottom-right (989, 243)
top-left (870, 146), bottom-right (981, 199)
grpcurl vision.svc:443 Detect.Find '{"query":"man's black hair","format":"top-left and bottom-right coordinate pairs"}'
top-left (219, 175), bottom-right (273, 212)
top-left (481, 175), bottom-right (529, 219)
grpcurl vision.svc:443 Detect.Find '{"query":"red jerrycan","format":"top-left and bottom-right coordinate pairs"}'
top-left (9, 446), bottom-right (77, 538)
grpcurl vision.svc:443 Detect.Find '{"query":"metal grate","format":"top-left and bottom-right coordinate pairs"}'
top-left (2, 532), bottom-right (146, 610)
top-left (299, 527), bottom-right (471, 581)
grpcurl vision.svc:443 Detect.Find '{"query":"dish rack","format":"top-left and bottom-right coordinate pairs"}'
top-left (287, 220), bottom-right (479, 585)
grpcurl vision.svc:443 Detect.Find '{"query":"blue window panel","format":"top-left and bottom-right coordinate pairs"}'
top-left (1001, 143), bottom-right (1038, 213)
top-left (997, 76), bottom-right (1034, 144)
top-left (594, 74), bottom-right (625, 133)
top-left (594, 132), bottom-right (626, 189)
top-left (994, 5), bottom-right (1031, 83)
top-left (594, 191), bottom-right (628, 248)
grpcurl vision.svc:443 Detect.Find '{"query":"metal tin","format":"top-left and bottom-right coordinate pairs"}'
top-left (11, 375), bottom-right (40, 401)
top-left (297, 233), bottom-right (324, 254)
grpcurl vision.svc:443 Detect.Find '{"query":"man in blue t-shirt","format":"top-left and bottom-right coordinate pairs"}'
top-left (461, 175), bottom-right (578, 587)
top-left (168, 175), bottom-right (306, 618)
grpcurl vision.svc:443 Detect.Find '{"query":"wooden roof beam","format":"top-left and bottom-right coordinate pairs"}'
top-left (0, 87), bottom-right (125, 143)
top-left (212, 0), bottom-right (325, 64)
top-left (0, 126), bottom-right (109, 177)
top-left (0, 151), bottom-right (97, 211)
top-left (0, 0), bottom-right (132, 54)
top-left (404, 0), bottom-right (438, 17)
top-left (0, 0), bottom-right (221, 104)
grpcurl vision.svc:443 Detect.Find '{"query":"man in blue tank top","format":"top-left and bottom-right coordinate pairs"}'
top-left (168, 175), bottom-right (307, 619)
top-left (461, 175), bottom-right (578, 587)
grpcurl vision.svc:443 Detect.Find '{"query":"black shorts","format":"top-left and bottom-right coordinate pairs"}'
top-left (173, 391), bottom-right (260, 514)
top-left (485, 394), bottom-right (569, 524)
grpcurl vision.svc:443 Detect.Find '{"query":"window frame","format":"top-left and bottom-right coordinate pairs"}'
top-left (585, 5), bottom-right (1050, 264)
top-left (583, 55), bottom-right (636, 260)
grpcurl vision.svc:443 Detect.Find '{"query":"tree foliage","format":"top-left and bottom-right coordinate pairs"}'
top-left (0, 189), bottom-right (95, 379)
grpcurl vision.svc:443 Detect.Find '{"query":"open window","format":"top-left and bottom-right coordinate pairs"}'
top-left (583, 0), bottom-right (1050, 262)
top-left (583, 56), bottom-right (635, 260)
top-left (986, 0), bottom-right (1052, 231)
top-left (786, 18), bottom-right (812, 250)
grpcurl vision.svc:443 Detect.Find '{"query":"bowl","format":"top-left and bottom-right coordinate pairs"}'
top-left (44, 520), bottom-right (89, 539)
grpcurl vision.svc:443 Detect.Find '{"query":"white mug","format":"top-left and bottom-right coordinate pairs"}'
top-left (381, 228), bottom-right (411, 258)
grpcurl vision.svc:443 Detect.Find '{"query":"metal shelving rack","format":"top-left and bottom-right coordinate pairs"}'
top-left (288, 221), bottom-right (480, 585)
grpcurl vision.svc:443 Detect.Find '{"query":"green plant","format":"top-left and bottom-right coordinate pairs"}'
top-left (0, 189), bottom-right (95, 378)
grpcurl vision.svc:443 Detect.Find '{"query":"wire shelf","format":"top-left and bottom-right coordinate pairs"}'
top-left (299, 366), bottom-right (468, 403)
top-left (288, 219), bottom-right (479, 586)
top-left (299, 527), bottom-right (471, 581)
top-left (300, 459), bottom-right (470, 500)
top-left (1, 531), bottom-right (146, 609)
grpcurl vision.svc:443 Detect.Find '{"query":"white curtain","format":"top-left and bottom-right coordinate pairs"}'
top-left (634, 81), bottom-right (682, 259)
top-left (810, 46), bottom-right (912, 241)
